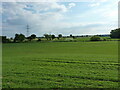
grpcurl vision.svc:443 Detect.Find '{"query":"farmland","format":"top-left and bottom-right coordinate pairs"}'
top-left (2, 41), bottom-right (119, 88)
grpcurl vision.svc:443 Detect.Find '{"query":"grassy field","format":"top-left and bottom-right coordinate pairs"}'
top-left (2, 41), bottom-right (119, 88)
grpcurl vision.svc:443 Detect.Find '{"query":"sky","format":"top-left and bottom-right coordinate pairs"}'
top-left (1, 0), bottom-right (119, 37)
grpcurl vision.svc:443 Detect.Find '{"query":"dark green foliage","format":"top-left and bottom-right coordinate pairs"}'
top-left (110, 28), bottom-right (120, 38)
top-left (57, 37), bottom-right (59, 40)
top-left (44, 34), bottom-right (56, 40)
top-left (30, 34), bottom-right (36, 39)
top-left (90, 35), bottom-right (101, 41)
top-left (44, 34), bottom-right (49, 40)
top-left (51, 35), bottom-right (55, 40)
top-left (70, 34), bottom-right (72, 37)
top-left (37, 38), bottom-right (41, 42)
top-left (72, 36), bottom-right (76, 39)
top-left (14, 34), bottom-right (25, 42)
top-left (70, 34), bottom-right (76, 39)
top-left (57, 34), bottom-right (62, 40)
top-left (27, 36), bottom-right (32, 41)
top-left (103, 38), bottom-right (107, 41)
top-left (58, 34), bottom-right (62, 38)
top-left (27, 34), bottom-right (36, 41)
top-left (48, 35), bottom-right (52, 40)
top-left (2, 36), bottom-right (10, 43)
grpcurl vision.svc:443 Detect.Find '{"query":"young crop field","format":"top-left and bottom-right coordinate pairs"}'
top-left (2, 41), bottom-right (119, 88)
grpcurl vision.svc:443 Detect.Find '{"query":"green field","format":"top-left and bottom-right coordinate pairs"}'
top-left (2, 41), bottom-right (119, 88)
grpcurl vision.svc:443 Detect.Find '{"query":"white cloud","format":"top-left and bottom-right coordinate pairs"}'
top-left (89, 3), bottom-right (100, 7)
top-left (25, 2), bottom-right (68, 13)
top-left (92, 0), bottom-right (108, 2)
top-left (68, 3), bottom-right (76, 8)
top-left (2, 2), bottom-right (70, 37)
top-left (2, 1), bottom-right (118, 38)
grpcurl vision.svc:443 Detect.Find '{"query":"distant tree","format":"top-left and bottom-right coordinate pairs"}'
top-left (14, 34), bottom-right (19, 42)
top-left (90, 35), bottom-right (101, 41)
top-left (48, 35), bottom-right (52, 40)
top-left (19, 34), bottom-right (25, 42)
top-left (51, 35), bottom-right (55, 40)
top-left (30, 34), bottom-right (36, 39)
top-left (57, 37), bottom-right (59, 40)
top-left (27, 34), bottom-right (36, 41)
top-left (14, 34), bottom-right (25, 42)
top-left (37, 38), bottom-right (41, 42)
top-left (27, 36), bottom-right (32, 41)
top-left (10, 37), bottom-right (13, 40)
top-left (110, 28), bottom-right (120, 38)
top-left (72, 36), bottom-right (76, 39)
top-left (44, 34), bottom-right (56, 40)
top-left (58, 34), bottom-right (62, 39)
top-left (2, 36), bottom-right (7, 43)
top-left (85, 35), bottom-right (89, 37)
top-left (2, 36), bottom-right (10, 43)
top-left (70, 34), bottom-right (72, 37)
top-left (103, 38), bottom-right (107, 41)
top-left (44, 34), bottom-right (49, 40)
top-left (70, 34), bottom-right (76, 39)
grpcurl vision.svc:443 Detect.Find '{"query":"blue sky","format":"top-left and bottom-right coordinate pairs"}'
top-left (1, 0), bottom-right (119, 37)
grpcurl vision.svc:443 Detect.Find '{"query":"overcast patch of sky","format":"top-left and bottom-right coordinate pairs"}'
top-left (1, 0), bottom-right (119, 38)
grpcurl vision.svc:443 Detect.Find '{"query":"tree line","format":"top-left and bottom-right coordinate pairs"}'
top-left (2, 34), bottom-right (37, 43)
top-left (1, 28), bottom-right (120, 43)
top-left (1, 33), bottom-right (75, 43)
top-left (110, 28), bottom-right (120, 38)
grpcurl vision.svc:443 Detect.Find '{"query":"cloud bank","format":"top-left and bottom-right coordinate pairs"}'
top-left (1, 0), bottom-right (118, 37)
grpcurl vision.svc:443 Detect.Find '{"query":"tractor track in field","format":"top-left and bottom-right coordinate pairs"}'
top-left (32, 59), bottom-right (119, 66)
